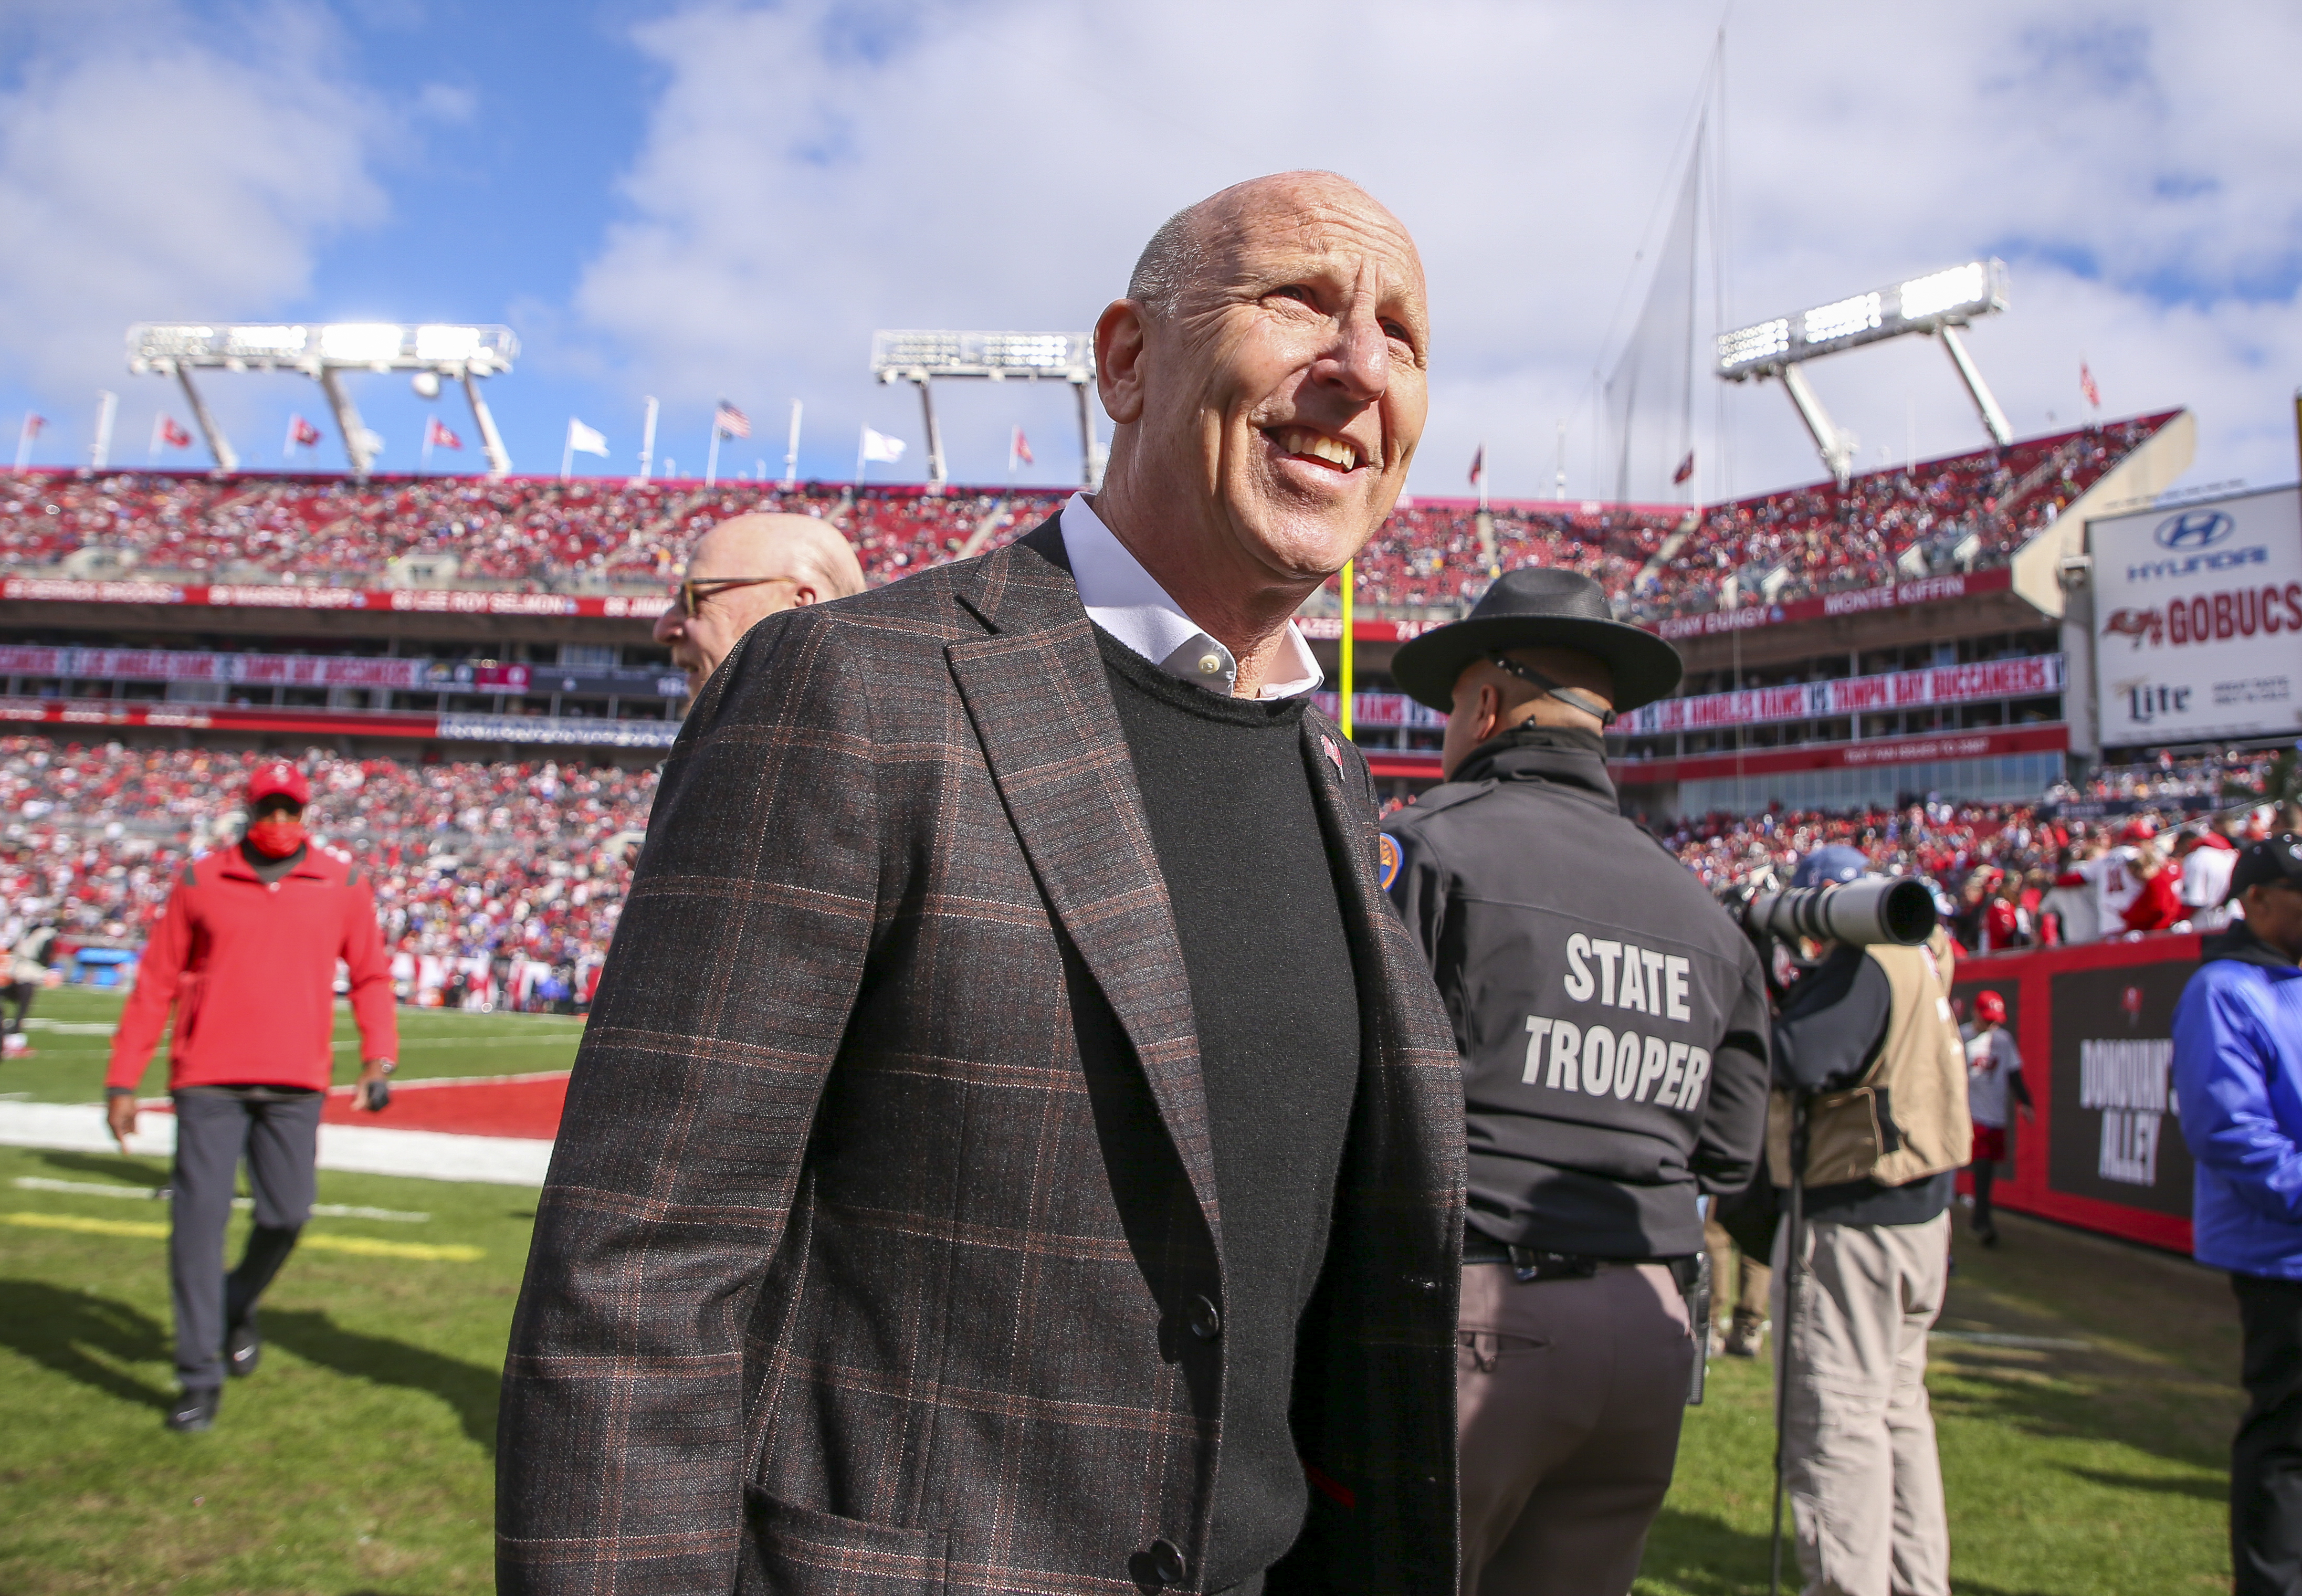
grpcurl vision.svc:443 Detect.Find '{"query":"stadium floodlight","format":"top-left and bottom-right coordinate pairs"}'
top-left (126, 321), bottom-right (519, 479)
top-left (1715, 258), bottom-right (2011, 487)
top-left (869, 329), bottom-right (1099, 490)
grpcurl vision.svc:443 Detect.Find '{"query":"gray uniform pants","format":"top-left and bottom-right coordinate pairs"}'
top-left (170, 1090), bottom-right (321, 1390)
top-left (1770, 1211), bottom-right (1951, 1596)
top-left (1456, 1261), bottom-right (1694, 1596)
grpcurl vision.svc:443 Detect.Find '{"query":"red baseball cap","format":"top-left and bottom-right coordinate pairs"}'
top-left (2118, 817), bottom-right (2158, 843)
top-left (1975, 990), bottom-right (2007, 1024)
top-left (245, 760), bottom-right (311, 807)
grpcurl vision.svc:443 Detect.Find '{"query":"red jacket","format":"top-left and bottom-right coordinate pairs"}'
top-left (2121, 864), bottom-right (2185, 934)
top-left (108, 845), bottom-right (397, 1093)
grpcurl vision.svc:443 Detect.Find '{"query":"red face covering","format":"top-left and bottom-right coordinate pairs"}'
top-left (245, 814), bottom-right (307, 858)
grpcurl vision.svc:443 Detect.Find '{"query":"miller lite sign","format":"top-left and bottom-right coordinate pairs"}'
top-left (2088, 486), bottom-right (2302, 744)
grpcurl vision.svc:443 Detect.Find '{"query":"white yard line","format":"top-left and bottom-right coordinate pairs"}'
top-left (0, 1101), bottom-right (552, 1186)
top-left (10, 1176), bottom-right (429, 1221)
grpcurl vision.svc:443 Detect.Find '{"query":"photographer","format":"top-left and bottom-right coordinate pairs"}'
top-left (1762, 845), bottom-right (1970, 1596)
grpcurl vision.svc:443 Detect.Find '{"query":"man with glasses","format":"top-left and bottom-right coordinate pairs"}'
top-left (652, 512), bottom-right (867, 696)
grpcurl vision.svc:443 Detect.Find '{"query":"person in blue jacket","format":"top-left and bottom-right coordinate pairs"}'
top-left (2172, 832), bottom-right (2302, 1596)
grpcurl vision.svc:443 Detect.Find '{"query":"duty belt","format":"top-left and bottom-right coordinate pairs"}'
top-left (1463, 1235), bottom-right (1700, 1291)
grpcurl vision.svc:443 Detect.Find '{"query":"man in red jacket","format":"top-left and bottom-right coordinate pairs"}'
top-left (106, 761), bottom-right (398, 1432)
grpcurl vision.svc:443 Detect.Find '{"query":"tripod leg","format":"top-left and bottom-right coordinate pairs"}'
top-left (1771, 1105), bottom-right (1808, 1596)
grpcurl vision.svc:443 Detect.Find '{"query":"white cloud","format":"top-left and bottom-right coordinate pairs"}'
top-left (564, 0), bottom-right (2297, 500)
top-left (0, 1), bottom-right (386, 402)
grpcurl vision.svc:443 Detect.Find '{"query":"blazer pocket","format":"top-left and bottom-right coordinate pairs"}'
top-left (740, 1488), bottom-right (950, 1596)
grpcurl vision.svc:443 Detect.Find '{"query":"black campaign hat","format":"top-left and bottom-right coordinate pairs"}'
top-left (1389, 566), bottom-right (1684, 713)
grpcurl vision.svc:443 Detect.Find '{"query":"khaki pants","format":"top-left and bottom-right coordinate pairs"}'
top-left (1770, 1211), bottom-right (1951, 1596)
top-left (1705, 1215), bottom-right (1772, 1326)
top-left (1456, 1261), bottom-right (1693, 1596)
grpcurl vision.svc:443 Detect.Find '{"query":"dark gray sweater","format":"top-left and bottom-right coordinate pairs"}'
top-left (1099, 629), bottom-right (1361, 1594)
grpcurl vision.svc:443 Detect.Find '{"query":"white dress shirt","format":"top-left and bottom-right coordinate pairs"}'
top-left (1058, 492), bottom-right (1323, 700)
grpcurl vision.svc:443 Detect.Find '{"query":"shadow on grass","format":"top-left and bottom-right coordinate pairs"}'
top-left (1636, 1505), bottom-right (1776, 1595)
top-left (34, 1149), bottom-right (171, 1188)
top-left (2059, 1463), bottom-right (2226, 1503)
top-left (262, 1308), bottom-right (499, 1454)
top-left (0, 1280), bottom-right (170, 1411)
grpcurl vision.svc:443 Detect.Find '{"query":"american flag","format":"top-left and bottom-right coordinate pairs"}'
top-left (714, 402), bottom-right (751, 439)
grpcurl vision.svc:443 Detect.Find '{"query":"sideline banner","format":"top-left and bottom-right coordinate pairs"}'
top-left (1953, 933), bottom-right (2203, 1254)
top-left (2089, 486), bottom-right (2302, 744)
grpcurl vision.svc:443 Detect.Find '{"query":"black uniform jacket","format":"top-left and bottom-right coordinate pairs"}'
top-left (1381, 726), bottom-right (1770, 1260)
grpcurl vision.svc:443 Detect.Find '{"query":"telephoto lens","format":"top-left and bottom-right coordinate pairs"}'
top-left (1744, 876), bottom-right (1936, 947)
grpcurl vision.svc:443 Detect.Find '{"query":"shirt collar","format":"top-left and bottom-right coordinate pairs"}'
top-left (1059, 492), bottom-right (1322, 700)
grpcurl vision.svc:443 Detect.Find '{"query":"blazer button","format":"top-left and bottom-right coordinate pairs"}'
top-left (1187, 1295), bottom-right (1222, 1340)
top-left (1144, 1537), bottom-right (1187, 1587)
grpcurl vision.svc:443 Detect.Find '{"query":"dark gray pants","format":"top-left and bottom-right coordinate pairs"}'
top-left (170, 1090), bottom-right (321, 1390)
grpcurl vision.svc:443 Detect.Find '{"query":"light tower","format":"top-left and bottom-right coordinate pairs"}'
top-left (126, 322), bottom-right (519, 479)
top-left (868, 330), bottom-right (1100, 491)
top-left (1715, 259), bottom-right (2011, 487)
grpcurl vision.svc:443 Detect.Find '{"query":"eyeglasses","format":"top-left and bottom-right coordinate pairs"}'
top-left (672, 575), bottom-right (796, 617)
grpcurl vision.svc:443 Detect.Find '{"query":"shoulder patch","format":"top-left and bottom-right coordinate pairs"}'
top-left (1378, 832), bottom-right (1403, 892)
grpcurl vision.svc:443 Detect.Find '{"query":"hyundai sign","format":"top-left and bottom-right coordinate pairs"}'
top-left (2089, 487), bottom-right (2301, 745)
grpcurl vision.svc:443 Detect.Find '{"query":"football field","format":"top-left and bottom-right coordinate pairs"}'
top-left (0, 991), bottom-right (2237, 1593)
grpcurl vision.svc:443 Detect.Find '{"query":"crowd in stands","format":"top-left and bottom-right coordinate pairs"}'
top-left (0, 738), bottom-right (653, 1011)
top-left (2, 414), bottom-right (2174, 622)
top-left (1653, 747), bottom-right (2294, 951)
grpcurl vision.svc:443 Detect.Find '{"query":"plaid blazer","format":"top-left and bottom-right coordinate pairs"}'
top-left (498, 520), bottom-right (1465, 1596)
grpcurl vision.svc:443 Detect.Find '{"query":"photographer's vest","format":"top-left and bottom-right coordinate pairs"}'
top-left (1768, 928), bottom-right (1972, 1190)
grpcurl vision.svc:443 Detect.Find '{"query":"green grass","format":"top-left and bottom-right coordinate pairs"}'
top-left (2, 986), bottom-right (585, 1104)
top-left (0, 989), bottom-right (2246, 1593)
top-left (1637, 1211), bottom-right (2238, 1595)
top-left (0, 1143), bottom-right (531, 1594)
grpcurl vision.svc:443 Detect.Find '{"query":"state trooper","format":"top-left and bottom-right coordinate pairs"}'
top-left (1380, 568), bottom-right (1771, 1596)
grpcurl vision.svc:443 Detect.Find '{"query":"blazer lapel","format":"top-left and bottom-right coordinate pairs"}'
top-left (944, 523), bottom-right (1221, 1232)
top-left (1297, 711), bottom-right (1390, 1035)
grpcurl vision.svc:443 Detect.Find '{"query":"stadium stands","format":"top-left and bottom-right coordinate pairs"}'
top-left (0, 739), bottom-right (650, 1005)
top-left (0, 413), bottom-right (2177, 620)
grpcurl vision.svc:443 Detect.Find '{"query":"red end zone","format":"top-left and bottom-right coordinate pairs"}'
top-left (320, 1071), bottom-right (568, 1141)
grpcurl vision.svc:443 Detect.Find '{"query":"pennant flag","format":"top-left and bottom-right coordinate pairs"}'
top-left (714, 402), bottom-right (751, 439)
top-left (159, 416), bottom-right (193, 448)
top-left (567, 418), bottom-right (609, 457)
top-left (2079, 362), bottom-right (2101, 410)
top-left (426, 417), bottom-right (464, 450)
top-left (1672, 450), bottom-right (1696, 485)
top-left (1011, 426), bottom-right (1034, 469)
top-left (860, 426), bottom-right (907, 465)
top-left (289, 415), bottom-right (322, 448)
top-left (1467, 444), bottom-right (1485, 487)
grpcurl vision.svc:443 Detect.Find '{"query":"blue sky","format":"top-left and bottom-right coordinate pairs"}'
top-left (2, 0), bottom-right (2297, 500)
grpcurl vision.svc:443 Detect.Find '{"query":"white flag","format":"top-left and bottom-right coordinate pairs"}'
top-left (860, 426), bottom-right (906, 465)
top-left (567, 418), bottom-right (609, 457)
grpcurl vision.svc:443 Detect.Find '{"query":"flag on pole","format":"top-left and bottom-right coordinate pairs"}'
top-left (1011, 426), bottom-right (1034, 470)
top-left (159, 416), bottom-right (192, 449)
top-left (2079, 362), bottom-right (2101, 410)
top-left (714, 402), bottom-right (751, 439)
top-left (426, 417), bottom-right (463, 451)
top-left (567, 418), bottom-right (608, 456)
top-left (22, 414), bottom-right (43, 438)
top-left (288, 415), bottom-right (322, 449)
top-left (1467, 444), bottom-right (1485, 488)
top-left (1672, 450), bottom-right (1696, 485)
top-left (14, 413), bottom-right (44, 473)
top-left (860, 427), bottom-right (906, 465)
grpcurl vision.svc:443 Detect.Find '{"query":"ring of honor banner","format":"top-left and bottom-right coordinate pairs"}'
top-left (1950, 933), bottom-right (2205, 1254)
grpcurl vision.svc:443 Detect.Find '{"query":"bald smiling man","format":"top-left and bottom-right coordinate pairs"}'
top-left (654, 512), bottom-right (868, 695)
top-left (501, 173), bottom-right (1462, 1596)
